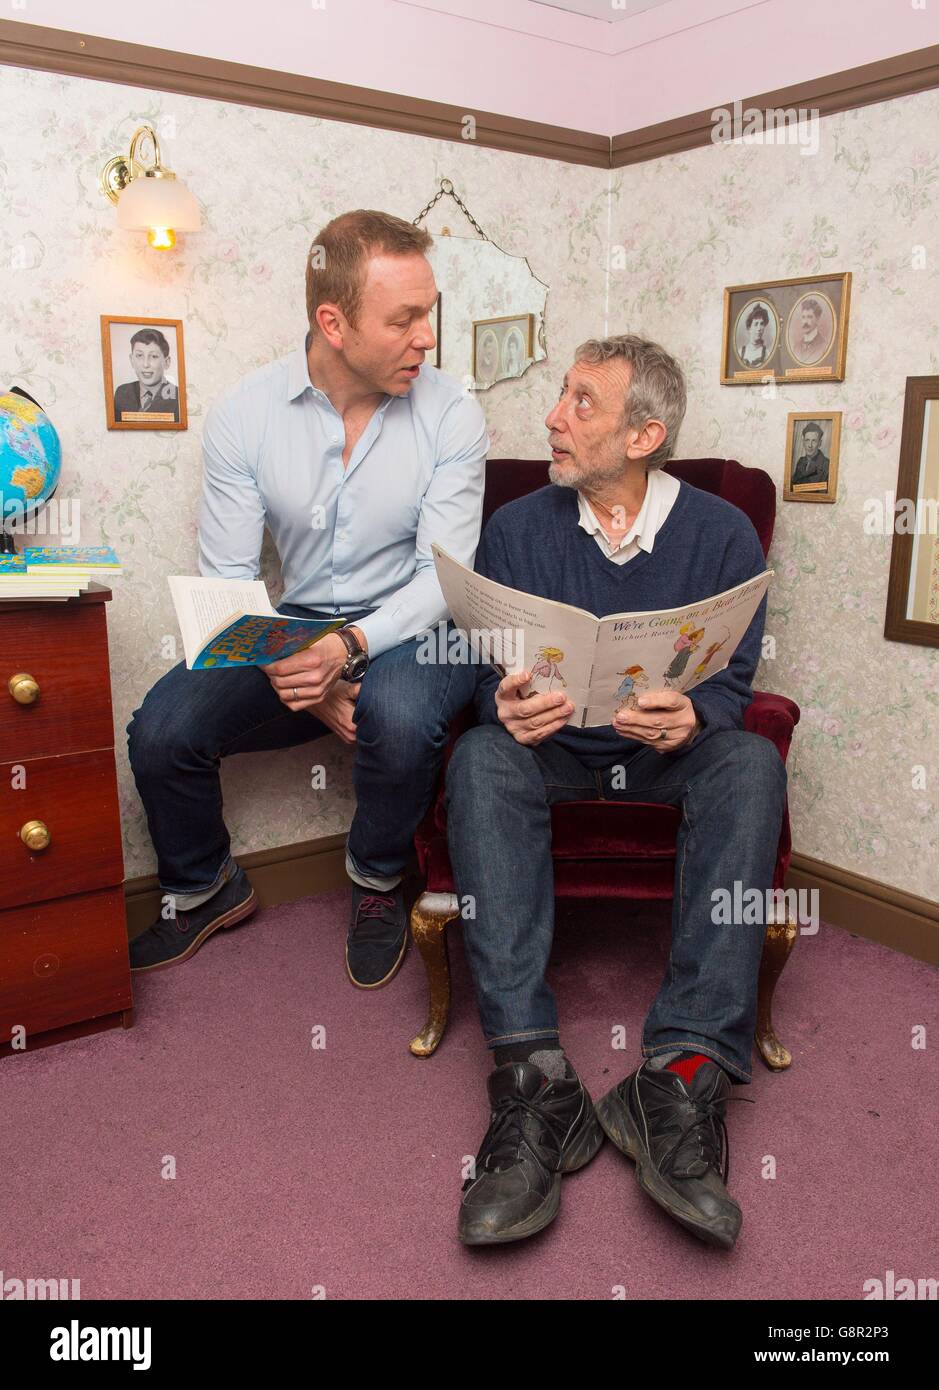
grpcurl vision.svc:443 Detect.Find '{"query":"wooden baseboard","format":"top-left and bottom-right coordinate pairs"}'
top-left (124, 836), bottom-right (939, 965)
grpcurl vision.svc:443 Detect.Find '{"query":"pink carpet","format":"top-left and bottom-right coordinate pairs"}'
top-left (2, 889), bottom-right (936, 1300)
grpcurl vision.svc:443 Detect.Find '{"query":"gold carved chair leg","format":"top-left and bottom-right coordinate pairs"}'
top-left (409, 891), bottom-right (461, 1058)
top-left (755, 916), bottom-right (799, 1071)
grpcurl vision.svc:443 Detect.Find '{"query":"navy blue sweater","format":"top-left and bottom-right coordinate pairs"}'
top-left (472, 477), bottom-right (769, 767)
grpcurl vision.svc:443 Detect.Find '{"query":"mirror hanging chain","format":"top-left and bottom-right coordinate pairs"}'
top-left (412, 179), bottom-right (490, 242)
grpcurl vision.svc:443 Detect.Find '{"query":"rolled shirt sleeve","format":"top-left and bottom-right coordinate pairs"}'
top-left (355, 391), bottom-right (490, 659)
top-left (197, 393), bottom-right (266, 581)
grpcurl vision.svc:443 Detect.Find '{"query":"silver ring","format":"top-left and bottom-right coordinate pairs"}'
top-left (658, 726), bottom-right (668, 740)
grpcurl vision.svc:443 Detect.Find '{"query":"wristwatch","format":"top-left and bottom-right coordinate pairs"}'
top-left (336, 624), bottom-right (370, 681)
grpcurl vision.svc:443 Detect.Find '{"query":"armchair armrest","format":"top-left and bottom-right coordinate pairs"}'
top-left (744, 691), bottom-right (801, 763)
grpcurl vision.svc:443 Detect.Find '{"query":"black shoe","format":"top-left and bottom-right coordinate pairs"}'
top-left (596, 1058), bottom-right (743, 1249)
top-left (458, 1061), bottom-right (604, 1246)
top-left (346, 884), bottom-right (408, 988)
top-left (129, 865), bottom-right (257, 973)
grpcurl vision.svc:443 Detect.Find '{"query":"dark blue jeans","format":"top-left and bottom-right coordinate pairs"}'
top-left (444, 723), bottom-right (788, 1082)
top-left (127, 606), bottom-right (476, 898)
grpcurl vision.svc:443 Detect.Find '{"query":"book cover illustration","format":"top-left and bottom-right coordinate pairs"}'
top-left (193, 613), bottom-right (345, 669)
top-left (25, 545), bottom-right (121, 569)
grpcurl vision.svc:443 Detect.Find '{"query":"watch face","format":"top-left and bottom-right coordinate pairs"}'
top-left (344, 652), bottom-right (369, 680)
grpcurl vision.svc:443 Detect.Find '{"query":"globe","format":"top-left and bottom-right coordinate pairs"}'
top-left (0, 389), bottom-right (62, 549)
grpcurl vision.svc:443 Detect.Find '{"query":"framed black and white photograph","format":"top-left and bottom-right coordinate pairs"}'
top-left (101, 315), bottom-right (187, 430)
top-left (783, 411), bottom-right (841, 503)
top-left (472, 312), bottom-right (534, 390)
top-left (721, 273), bottom-right (851, 385)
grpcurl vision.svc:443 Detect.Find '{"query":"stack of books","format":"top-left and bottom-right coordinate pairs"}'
top-left (0, 546), bottom-right (122, 600)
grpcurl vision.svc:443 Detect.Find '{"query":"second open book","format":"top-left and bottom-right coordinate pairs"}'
top-left (432, 544), bottom-right (773, 729)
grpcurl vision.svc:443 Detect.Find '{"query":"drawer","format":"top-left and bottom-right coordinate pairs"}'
top-left (0, 749), bottom-right (124, 911)
top-left (0, 603), bottom-right (115, 762)
top-left (0, 885), bottom-right (132, 1044)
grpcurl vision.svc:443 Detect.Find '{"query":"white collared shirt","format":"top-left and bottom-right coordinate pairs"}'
top-left (576, 465), bottom-right (680, 564)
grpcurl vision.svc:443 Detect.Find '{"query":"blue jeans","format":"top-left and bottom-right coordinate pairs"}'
top-left (127, 606), bottom-right (476, 899)
top-left (444, 723), bottom-right (788, 1083)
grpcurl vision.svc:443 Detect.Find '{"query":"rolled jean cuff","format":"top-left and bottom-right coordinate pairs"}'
top-left (642, 1038), bottom-right (751, 1085)
top-left (486, 1027), bottom-right (560, 1049)
top-left (345, 846), bottom-right (402, 893)
top-left (161, 853), bottom-right (238, 911)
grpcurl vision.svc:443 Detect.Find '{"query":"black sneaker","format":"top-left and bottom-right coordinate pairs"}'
top-left (346, 884), bottom-right (408, 989)
top-left (596, 1059), bottom-right (744, 1250)
top-left (458, 1061), bottom-right (604, 1245)
top-left (129, 865), bottom-right (257, 973)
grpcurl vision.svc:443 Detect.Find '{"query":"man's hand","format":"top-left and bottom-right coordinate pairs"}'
top-left (496, 669), bottom-right (574, 746)
top-left (309, 680), bottom-right (361, 746)
top-left (613, 689), bottom-right (700, 754)
top-left (266, 632), bottom-right (349, 708)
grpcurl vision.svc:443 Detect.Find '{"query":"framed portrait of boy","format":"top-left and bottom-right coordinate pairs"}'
top-left (101, 315), bottom-right (187, 430)
top-left (721, 273), bottom-right (851, 385)
top-left (784, 412), bottom-right (841, 503)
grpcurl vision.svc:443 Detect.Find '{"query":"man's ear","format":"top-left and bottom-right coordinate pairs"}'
top-left (625, 418), bottom-right (667, 461)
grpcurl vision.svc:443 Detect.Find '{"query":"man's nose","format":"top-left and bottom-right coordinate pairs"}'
top-left (545, 400), bottom-right (564, 431)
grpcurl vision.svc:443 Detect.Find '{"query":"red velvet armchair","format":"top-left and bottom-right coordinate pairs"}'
top-left (410, 458), bottom-right (801, 1070)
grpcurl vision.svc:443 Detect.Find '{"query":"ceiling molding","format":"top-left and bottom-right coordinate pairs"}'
top-left (1, 19), bottom-right (938, 172)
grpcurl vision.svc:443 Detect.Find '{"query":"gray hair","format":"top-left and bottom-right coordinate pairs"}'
top-left (574, 333), bottom-right (687, 470)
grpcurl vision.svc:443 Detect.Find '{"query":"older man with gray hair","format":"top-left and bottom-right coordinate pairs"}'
top-left (447, 333), bottom-right (787, 1251)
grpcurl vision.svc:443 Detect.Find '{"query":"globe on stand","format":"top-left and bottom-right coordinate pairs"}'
top-left (0, 388), bottom-right (62, 554)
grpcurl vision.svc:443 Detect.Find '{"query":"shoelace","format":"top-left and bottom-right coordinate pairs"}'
top-left (472, 1091), bottom-right (562, 1177)
top-left (352, 893), bottom-right (400, 943)
top-left (657, 1091), bottom-right (754, 1184)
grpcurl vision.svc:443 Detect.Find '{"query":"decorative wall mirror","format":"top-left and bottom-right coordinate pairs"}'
top-left (884, 375), bottom-right (939, 648)
top-left (414, 180), bottom-right (548, 391)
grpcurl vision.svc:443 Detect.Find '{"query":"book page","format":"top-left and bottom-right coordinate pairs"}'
top-left (584, 570), bottom-right (772, 726)
top-left (168, 577), bottom-right (276, 666)
top-left (432, 545), bottom-right (598, 719)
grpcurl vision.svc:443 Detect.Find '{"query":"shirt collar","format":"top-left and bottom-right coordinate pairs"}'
top-left (577, 466), bottom-right (664, 554)
top-left (286, 334), bottom-right (395, 419)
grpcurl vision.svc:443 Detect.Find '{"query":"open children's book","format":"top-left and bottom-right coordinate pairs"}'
top-left (432, 544), bottom-right (773, 728)
top-left (168, 576), bottom-right (345, 670)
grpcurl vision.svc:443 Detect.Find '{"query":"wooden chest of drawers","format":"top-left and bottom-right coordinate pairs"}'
top-left (0, 586), bottom-right (133, 1056)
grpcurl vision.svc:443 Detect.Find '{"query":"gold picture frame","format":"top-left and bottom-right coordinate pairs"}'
top-left (721, 273), bottom-right (851, 385)
top-left (101, 315), bottom-right (188, 430)
top-left (783, 412), bottom-right (841, 503)
top-left (884, 376), bottom-right (939, 648)
top-left (472, 312), bottom-right (534, 390)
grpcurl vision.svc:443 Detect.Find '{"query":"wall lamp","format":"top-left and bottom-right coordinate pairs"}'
top-left (100, 124), bottom-right (200, 250)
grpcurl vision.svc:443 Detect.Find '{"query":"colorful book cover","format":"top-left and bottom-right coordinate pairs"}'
top-left (25, 545), bottom-right (121, 570)
top-left (193, 614), bottom-right (345, 669)
top-left (0, 554), bottom-right (27, 573)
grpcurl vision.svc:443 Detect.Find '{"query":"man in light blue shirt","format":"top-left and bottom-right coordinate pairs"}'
top-left (127, 209), bottom-right (489, 987)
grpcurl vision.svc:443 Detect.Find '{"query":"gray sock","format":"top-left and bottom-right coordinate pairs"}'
top-left (528, 1048), bottom-right (573, 1081)
top-left (647, 1050), bottom-right (683, 1071)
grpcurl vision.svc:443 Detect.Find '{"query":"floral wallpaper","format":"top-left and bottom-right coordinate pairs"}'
top-left (1, 63), bottom-right (936, 903)
top-left (610, 91), bottom-right (939, 902)
top-left (0, 66), bottom-right (607, 880)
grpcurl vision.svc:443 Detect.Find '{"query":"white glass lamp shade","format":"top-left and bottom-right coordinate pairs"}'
top-left (117, 175), bottom-right (201, 232)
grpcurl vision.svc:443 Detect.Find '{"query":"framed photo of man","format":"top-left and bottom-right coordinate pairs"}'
top-left (721, 274), bottom-right (851, 384)
top-left (784, 412), bottom-right (841, 503)
top-left (101, 315), bottom-right (187, 430)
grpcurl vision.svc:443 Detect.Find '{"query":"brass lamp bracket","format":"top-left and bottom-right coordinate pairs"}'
top-left (100, 124), bottom-right (176, 203)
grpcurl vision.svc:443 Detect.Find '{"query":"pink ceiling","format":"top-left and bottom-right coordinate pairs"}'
top-left (15, 0), bottom-right (939, 135)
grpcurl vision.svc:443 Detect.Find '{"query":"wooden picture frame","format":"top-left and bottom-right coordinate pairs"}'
top-left (472, 312), bottom-right (534, 390)
top-left (721, 273), bottom-right (851, 385)
top-left (430, 293), bottom-right (442, 368)
top-left (101, 315), bottom-right (187, 430)
top-left (783, 412), bottom-right (841, 503)
top-left (884, 375), bottom-right (939, 648)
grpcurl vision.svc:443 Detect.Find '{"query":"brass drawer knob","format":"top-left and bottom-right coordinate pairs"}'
top-left (20, 820), bottom-right (51, 852)
top-left (9, 673), bottom-right (40, 705)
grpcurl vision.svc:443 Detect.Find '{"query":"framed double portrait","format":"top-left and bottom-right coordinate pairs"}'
top-left (721, 273), bottom-right (851, 385)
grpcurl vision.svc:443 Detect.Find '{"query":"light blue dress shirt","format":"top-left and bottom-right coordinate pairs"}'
top-left (197, 341), bottom-right (490, 659)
